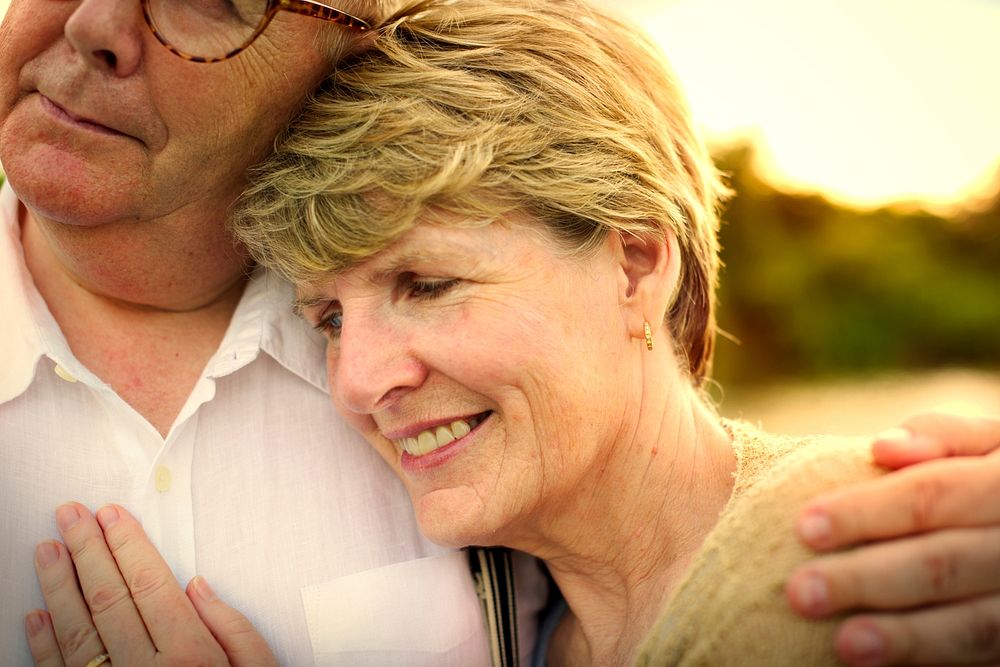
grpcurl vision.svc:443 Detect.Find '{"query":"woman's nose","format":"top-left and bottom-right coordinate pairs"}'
top-left (329, 313), bottom-right (428, 415)
top-left (65, 0), bottom-right (145, 76)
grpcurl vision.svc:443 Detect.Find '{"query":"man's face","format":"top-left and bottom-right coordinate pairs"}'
top-left (0, 0), bottom-right (341, 228)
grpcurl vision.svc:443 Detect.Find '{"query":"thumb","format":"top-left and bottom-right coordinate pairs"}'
top-left (187, 576), bottom-right (279, 667)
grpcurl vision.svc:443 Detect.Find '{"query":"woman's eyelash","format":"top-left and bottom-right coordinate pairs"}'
top-left (311, 279), bottom-right (457, 339)
top-left (408, 278), bottom-right (460, 300)
top-left (314, 307), bottom-right (343, 338)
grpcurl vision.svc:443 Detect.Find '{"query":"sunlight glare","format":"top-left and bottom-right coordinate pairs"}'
top-left (625, 0), bottom-right (1000, 208)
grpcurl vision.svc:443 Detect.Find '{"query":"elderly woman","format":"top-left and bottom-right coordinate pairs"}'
top-left (221, 1), bottom-right (880, 663)
top-left (24, 0), bottom-right (1000, 665)
top-left (236, 1), bottom-right (997, 663)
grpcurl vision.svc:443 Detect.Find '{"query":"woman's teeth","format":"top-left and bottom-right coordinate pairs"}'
top-left (394, 414), bottom-right (486, 456)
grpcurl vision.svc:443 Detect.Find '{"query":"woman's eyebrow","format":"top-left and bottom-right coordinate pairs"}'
top-left (291, 294), bottom-right (328, 318)
top-left (367, 249), bottom-right (460, 285)
top-left (290, 247), bottom-right (468, 316)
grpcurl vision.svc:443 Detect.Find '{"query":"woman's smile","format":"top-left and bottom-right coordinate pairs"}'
top-left (389, 410), bottom-right (495, 473)
top-left (390, 409), bottom-right (492, 456)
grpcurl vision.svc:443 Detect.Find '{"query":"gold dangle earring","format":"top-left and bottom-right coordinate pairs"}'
top-left (643, 321), bottom-right (654, 351)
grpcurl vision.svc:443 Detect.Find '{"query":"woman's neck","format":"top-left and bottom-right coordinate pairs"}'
top-left (524, 379), bottom-right (736, 666)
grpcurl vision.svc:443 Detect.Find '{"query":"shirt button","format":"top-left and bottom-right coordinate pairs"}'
top-left (155, 466), bottom-right (172, 492)
top-left (53, 365), bottom-right (78, 383)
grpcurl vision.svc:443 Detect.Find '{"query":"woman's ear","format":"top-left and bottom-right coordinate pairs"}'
top-left (615, 229), bottom-right (682, 340)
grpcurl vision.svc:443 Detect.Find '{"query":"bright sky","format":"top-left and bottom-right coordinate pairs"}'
top-left (2, 0), bottom-right (999, 208)
top-left (614, 0), bottom-right (1000, 208)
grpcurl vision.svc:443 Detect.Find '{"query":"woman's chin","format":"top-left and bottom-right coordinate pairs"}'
top-left (413, 487), bottom-right (504, 548)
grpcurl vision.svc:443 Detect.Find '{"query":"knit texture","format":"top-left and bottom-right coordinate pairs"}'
top-left (634, 419), bottom-right (885, 666)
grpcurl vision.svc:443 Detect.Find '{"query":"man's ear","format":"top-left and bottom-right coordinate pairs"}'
top-left (615, 229), bottom-right (682, 340)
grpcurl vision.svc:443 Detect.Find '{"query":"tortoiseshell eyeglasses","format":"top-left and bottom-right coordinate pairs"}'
top-left (141, 0), bottom-right (371, 63)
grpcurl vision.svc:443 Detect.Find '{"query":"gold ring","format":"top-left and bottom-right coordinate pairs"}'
top-left (84, 653), bottom-right (111, 667)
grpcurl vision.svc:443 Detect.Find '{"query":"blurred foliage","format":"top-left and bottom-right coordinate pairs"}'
top-left (712, 144), bottom-right (1000, 386)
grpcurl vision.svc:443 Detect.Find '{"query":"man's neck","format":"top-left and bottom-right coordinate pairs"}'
top-left (20, 204), bottom-right (249, 437)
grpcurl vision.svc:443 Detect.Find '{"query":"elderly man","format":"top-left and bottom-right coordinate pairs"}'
top-left (0, 0), bottom-right (997, 665)
top-left (0, 0), bottom-right (546, 664)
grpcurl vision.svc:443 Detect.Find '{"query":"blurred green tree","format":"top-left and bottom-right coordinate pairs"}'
top-left (713, 145), bottom-right (1000, 386)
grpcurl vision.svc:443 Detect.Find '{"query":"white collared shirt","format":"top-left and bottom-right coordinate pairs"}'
top-left (0, 182), bottom-right (545, 665)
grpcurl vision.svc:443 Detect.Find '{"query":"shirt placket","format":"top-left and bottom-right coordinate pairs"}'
top-left (85, 370), bottom-right (212, 591)
top-left (143, 415), bottom-right (199, 588)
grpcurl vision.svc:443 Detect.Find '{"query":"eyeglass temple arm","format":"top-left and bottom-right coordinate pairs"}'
top-left (274, 0), bottom-right (372, 30)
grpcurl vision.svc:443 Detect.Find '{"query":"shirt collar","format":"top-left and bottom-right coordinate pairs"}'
top-left (0, 180), bottom-right (329, 404)
top-left (0, 181), bottom-right (61, 403)
top-left (205, 267), bottom-right (329, 394)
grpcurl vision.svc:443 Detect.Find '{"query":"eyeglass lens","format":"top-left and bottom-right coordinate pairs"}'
top-left (145, 0), bottom-right (272, 61)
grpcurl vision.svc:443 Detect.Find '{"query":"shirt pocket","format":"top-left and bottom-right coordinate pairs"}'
top-left (301, 550), bottom-right (492, 666)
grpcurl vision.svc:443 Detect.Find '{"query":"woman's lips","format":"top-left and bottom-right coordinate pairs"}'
top-left (397, 411), bottom-right (493, 473)
top-left (392, 411), bottom-right (492, 456)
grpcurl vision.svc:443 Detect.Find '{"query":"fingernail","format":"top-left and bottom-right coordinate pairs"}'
top-left (192, 576), bottom-right (217, 602)
top-left (56, 503), bottom-right (81, 531)
top-left (797, 510), bottom-right (832, 546)
top-left (97, 505), bottom-right (120, 529)
top-left (24, 611), bottom-right (46, 637)
top-left (35, 541), bottom-right (61, 568)
top-left (873, 429), bottom-right (940, 460)
top-left (843, 624), bottom-right (886, 664)
top-left (794, 572), bottom-right (829, 614)
top-left (874, 426), bottom-right (912, 445)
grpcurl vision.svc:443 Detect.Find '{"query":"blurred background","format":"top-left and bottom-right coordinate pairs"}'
top-left (1, 0), bottom-right (997, 434)
top-left (608, 0), bottom-right (1000, 433)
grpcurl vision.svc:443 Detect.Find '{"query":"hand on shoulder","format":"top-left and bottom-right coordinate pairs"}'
top-left (789, 412), bottom-right (1000, 666)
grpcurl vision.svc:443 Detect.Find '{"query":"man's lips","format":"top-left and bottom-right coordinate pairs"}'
top-left (40, 94), bottom-right (132, 139)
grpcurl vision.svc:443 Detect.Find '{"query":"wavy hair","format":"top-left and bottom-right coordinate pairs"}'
top-left (233, 0), bottom-right (727, 383)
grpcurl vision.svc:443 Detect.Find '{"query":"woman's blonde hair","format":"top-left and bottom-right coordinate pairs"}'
top-left (233, 0), bottom-right (727, 384)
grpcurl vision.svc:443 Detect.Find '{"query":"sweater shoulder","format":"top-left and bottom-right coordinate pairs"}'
top-left (635, 422), bottom-right (884, 667)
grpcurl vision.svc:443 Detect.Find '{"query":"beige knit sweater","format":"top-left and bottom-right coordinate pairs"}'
top-left (634, 419), bottom-right (886, 666)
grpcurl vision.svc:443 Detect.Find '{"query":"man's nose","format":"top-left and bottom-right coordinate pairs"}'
top-left (330, 312), bottom-right (428, 416)
top-left (65, 0), bottom-right (146, 76)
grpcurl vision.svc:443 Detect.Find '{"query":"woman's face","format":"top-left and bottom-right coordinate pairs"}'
top-left (299, 218), bottom-right (637, 547)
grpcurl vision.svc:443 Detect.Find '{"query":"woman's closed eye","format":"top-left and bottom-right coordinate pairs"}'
top-left (314, 278), bottom-right (460, 340)
top-left (406, 276), bottom-right (460, 300)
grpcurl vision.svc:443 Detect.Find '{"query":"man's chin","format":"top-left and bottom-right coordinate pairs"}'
top-left (2, 153), bottom-right (145, 228)
top-left (1, 111), bottom-right (150, 227)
